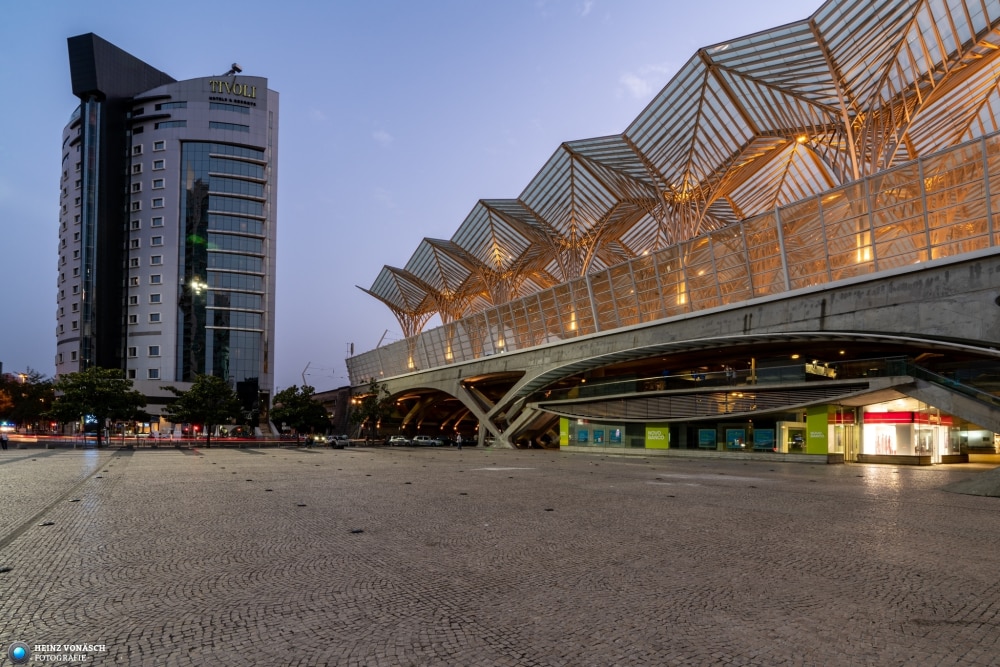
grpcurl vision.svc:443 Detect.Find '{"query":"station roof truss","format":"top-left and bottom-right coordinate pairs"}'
top-left (363, 0), bottom-right (1000, 337)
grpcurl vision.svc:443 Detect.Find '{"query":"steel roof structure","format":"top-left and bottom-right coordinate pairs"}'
top-left (361, 0), bottom-right (1000, 338)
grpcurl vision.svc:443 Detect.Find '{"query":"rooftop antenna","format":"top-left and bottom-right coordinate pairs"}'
top-left (222, 63), bottom-right (242, 76)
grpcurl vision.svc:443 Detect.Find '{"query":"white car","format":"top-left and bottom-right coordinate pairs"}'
top-left (326, 434), bottom-right (349, 448)
top-left (411, 435), bottom-right (441, 446)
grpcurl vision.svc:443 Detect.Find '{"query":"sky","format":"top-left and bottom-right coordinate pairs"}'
top-left (0, 0), bottom-right (812, 393)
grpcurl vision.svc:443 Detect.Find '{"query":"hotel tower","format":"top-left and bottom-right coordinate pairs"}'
top-left (56, 33), bottom-right (278, 427)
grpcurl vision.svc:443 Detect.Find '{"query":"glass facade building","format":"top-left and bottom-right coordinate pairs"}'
top-left (56, 34), bottom-right (278, 426)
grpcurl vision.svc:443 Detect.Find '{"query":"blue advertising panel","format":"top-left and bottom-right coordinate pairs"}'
top-left (698, 429), bottom-right (716, 449)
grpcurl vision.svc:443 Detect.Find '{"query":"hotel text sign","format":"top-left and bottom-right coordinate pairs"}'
top-left (209, 80), bottom-right (257, 99)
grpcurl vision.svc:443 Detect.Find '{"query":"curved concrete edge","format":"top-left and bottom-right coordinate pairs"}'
top-left (942, 467), bottom-right (1000, 497)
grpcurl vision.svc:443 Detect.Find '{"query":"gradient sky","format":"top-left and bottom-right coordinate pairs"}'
top-left (0, 0), bottom-right (812, 392)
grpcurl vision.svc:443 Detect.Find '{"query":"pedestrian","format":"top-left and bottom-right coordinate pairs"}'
top-left (457, 436), bottom-right (462, 450)
top-left (0, 432), bottom-right (8, 450)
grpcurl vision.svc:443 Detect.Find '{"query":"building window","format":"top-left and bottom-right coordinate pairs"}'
top-left (71, 302), bottom-right (79, 312)
top-left (58, 353), bottom-right (63, 364)
top-left (149, 313), bottom-right (161, 323)
top-left (128, 295), bottom-right (139, 305)
top-left (210, 101), bottom-right (251, 114)
top-left (72, 267), bottom-right (80, 276)
top-left (130, 239), bottom-right (140, 249)
top-left (71, 320), bottom-right (78, 331)
top-left (152, 178), bottom-right (165, 189)
top-left (131, 182), bottom-right (142, 192)
top-left (153, 140), bottom-right (165, 151)
top-left (72, 285), bottom-right (80, 294)
top-left (132, 145), bottom-right (143, 155)
top-left (155, 120), bottom-right (187, 129)
top-left (70, 351), bottom-right (77, 361)
top-left (148, 345), bottom-right (160, 357)
top-left (149, 293), bottom-right (161, 304)
top-left (74, 197), bottom-right (81, 206)
top-left (151, 216), bottom-right (164, 227)
top-left (129, 277), bottom-right (139, 287)
top-left (147, 368), bottom-right (160, 380)
top-left (152, 198), bottom-right (164, 208)
top-left (153, 159), bottom-right (165, 170)
top-left (127, 347), bottom-right (137, 358)
top-left (73, 249), bottom-right (80, 258)
top-left (150, 274), bottom-right (162, 284)
top-left (127, 369), bottom-right (137, 379)
top-left (155, 101), bottom-right (187, 110)
top-left (131, 220), bottom-right (140, 230)
top-left (129, 258), bottom-right (140, 268)
top-left (209, 121), bottom-right (250, 133)
top-left (151, 236), bottom-right (163, 246)
top-left (132, 164), bottom-right (142, 174)
top-left (131, 201), bottom-right (141, 211)
top-left (128, 314), bottom-right (138, 324)
top-left (151, 255), bottom-right (162, 265)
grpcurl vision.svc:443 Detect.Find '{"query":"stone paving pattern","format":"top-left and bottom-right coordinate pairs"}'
top-left (1, 445), bottom-right (1000, 666)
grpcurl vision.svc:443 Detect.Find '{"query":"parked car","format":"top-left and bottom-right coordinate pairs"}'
top-left (387, 435), bottom-right (411, 446)
top-left (326, 434), bottom-right (349, 448)
top-left (411, 435), bottom-right (442, 446)
top-left (326, 435), bottom-right (351, 449)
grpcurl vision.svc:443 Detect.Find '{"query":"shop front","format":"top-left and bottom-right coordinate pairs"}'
top-left (859, 408), bottom-right (960, 464)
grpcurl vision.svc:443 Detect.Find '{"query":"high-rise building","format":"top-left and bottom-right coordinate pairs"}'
top-left (56, 33), bottom-right (278, 428)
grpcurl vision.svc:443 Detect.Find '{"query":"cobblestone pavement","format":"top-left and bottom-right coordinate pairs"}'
top-left (1, 446), bottom-right (1000, 666)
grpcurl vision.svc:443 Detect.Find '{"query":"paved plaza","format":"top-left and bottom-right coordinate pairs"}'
top-left (1, 445), bottom-right (1000, 666)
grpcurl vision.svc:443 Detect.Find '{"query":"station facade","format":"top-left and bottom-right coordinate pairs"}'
top-left (347, 0), bottom-right (1000, 461)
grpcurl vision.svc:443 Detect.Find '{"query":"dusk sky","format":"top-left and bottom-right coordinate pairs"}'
top-left (1, 0), bottom-right (812, 393)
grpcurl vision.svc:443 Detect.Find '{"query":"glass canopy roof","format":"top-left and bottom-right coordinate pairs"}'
top-left (363, 0), bottom-right (1000, 336)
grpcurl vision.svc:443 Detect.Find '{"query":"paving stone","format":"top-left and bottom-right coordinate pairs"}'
top-left (0, 447), bottom-right (999, 665)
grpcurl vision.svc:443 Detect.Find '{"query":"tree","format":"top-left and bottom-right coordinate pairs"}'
top-left (161, 374), bottom-right (243, 448)
top-left (270, 384), bottom-right (330, 443)
top-left (349, 378), bottom-right (392, 444)
top-left (0, 368), bottom-right (56, 433)
top-left (49, 367), bottom-right (147, 447)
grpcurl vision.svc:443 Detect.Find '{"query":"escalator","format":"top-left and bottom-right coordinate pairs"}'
top-left (899, 364), bottom-right (1000, 434)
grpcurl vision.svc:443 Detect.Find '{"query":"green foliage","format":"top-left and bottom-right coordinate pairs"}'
top-left (50, 367), bottom-right (147, 447)
top-left (161, 374), bottom-right (243, 447)
top-left (0, 368), bottom-right (55, 431)
top-left (349, 378), bottom-right (392, 443)
top-left (270, 384), bottom-right (330, 437)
